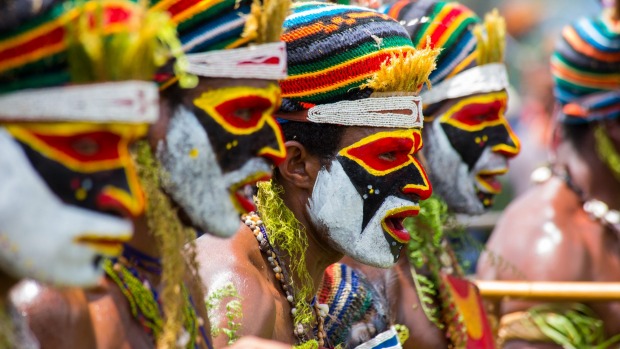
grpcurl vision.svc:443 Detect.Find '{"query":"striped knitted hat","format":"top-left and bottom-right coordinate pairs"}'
top-left (152, 0), bottom-right (290, 82)
top-left (551, 5), bottom-right (620, 123)
top-left (277, 1), bottom-right (439, 128)
top-left (381, 0), bottom-right (509, 108)
top-left (0, 0), bottom-right (170, 123)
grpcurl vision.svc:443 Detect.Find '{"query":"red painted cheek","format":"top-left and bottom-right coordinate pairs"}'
top-left (213, 96), bottom-right (273, 129)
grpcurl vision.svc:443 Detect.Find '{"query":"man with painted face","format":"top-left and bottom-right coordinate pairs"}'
top-left (0, 0), bottom-right (167, 346)
top-left (13, 0), bottom-right (289, 347)
top-left (477, 3), bottom-right (620, 348)
top-left (331, 2), bottom-right (521, 348)
top-left (196, 2), bottom-right (439, 347)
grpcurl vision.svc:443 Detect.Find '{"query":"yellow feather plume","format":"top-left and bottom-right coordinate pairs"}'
top-left (473, 8), bottom-right (506, 65)
top-left (242, 0), bottom-right (291, 44)
top-left (361, 38), bottom-right (440, 94)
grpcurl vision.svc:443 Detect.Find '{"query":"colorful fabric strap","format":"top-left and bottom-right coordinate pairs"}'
top-left (552, 9), bottom-right (620, 123)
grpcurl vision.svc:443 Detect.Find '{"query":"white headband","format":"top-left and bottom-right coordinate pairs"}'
top-left (307, 94), bottom-right (424, 128)
top-left (0, 81), bottom-right (159, 123)
top-left (422, 63), bottom-right (508, 105)
top-left (185, 42), bottom-right (287, 80)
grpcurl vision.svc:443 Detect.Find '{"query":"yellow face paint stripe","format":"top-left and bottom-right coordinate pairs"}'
top-left (256, 117), bottom-right (286, 160)
top-left (193, 84), bottom-right (281, 135)
top-left (4, 123), bottom-right (148, 173)
top-left (439, 91), bottom-right (508, 131)
top-left (339, 129), bottom-right (422, 177)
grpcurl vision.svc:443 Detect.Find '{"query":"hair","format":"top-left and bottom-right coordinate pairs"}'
top-left (280, 121), bottom-right (346, 164)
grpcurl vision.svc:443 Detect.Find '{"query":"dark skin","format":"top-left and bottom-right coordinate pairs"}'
top-left (11, 77), bottom-right (275, 349)
top-left (197, 126), bottom-right (409, 347)
top-left (477, 119), bottom-right (620, 348)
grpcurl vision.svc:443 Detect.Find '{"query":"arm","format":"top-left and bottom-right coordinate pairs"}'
top-left (196, 232), bottom-right (278, 347)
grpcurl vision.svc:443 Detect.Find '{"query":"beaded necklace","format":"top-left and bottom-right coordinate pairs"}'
top-left (103, 245), bottom-right (212, 349)
top-left (242, 212), bottom-right (328, 347)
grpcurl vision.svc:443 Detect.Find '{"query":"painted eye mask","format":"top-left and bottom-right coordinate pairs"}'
top-left (338, 129), bottom-right (432, 254)
top-left (439, 91), bottom-right (520, 169)
top-left (193, 84), bottom-right (285, 170)
top-left (5, 123), bottom-right (147, 217)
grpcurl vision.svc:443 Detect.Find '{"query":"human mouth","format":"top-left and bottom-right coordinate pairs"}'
top-left (475, 168), bottom-right (507, 194)
top-left (230, 172), bottom-right (272, 213)
top-left (381, 206), bottom-right (420, 243)
top-left (74, 234), bottom-right (131, 256)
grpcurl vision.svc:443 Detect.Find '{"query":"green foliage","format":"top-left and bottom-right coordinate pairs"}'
top-left (206, 283), bottom-right (243, 345)
top-left (255, 181), bottom-right (315, 330)
top-left (529, 303), bottom-right (620, 349)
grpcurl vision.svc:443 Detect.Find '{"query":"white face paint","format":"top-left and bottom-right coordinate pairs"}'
top-left (307, 160), bottom-right (412, 268)
top-left (0, 129), bottom-right (132, 286)
top-left (157, 106), bottom-right (253, 237)
top-left (423, 120), bottom-right (484, 214)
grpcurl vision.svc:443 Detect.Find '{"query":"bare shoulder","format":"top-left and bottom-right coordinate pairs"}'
top-left (477, 178), bottom-right (589, 283)
top-left (10, 280), bottom-right (96, 348)
top-left (197, 225), bottom-right (278, 345)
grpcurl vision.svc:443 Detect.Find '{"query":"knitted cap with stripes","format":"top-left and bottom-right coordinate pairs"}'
top-left (279, 1), bottom-right (436, 112)
top-left (381, 0), bottom-right (481, 88)
top-left (551, 6), bottom-right (620, 123)
top-left (0, 0), bottom-right (176, 94)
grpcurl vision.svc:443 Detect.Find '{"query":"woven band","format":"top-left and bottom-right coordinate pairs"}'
top-left (306, 94), bottom-right (423, 128)
top-left (0, 81), bottom-right (159, 123)
top-left (185, 42), bottom-right (287, 80)
top-left (422, 63), bottom-right (508, 105)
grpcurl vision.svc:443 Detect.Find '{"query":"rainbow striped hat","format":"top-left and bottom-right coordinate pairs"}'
top-left (0, 0), bottom-right (171, 123)
top-left (551, 7), bottom-right (620, 123)
top-left (152, 0), bottom-right (290, 82)
top-left (382, 0), bottom-right (509, 108)
top-left (277, 1), bottom-right (439, 129)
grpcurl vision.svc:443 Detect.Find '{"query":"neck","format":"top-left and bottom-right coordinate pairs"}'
top-left (566, 147), bottom-right (620, 211)
top-left (300, 224), bottom-right (344, 298)
top-left (127, 215), bottom-right (161, 259)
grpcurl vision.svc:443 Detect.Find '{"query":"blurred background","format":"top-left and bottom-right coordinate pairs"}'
top-left (447, 0), bottom-right (601, 273)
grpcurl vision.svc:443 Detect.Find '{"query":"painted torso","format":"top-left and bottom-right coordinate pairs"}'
top-left (478, 177), bottom-right (620, 343)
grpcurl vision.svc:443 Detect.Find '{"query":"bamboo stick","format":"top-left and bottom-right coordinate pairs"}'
top-left (475, 280), bottom-right (620, 301)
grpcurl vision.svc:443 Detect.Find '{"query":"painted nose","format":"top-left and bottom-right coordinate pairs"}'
top-left (97, 163), bottom-right (145, 218)
top-left (401, 158), bottom-right (433, 201)
top-left (491, 122), bottom-right (521, 158)
top-left (257, 118), bottom-right (287, 166)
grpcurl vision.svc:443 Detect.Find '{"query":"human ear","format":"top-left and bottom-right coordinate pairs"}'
top-left (276, 141), bottom-right (322, 191)
top-left (603, 118), bottom-right (620, 145)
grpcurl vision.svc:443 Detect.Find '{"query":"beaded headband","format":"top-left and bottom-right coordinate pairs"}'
top-left (185, 42), bottom-right (287, 80)
top-left (307, 94), bottom-right (423, 128)
top-left (0, 81), bottom-right (158, 123)
top-left (421, 63), bottom-right (508, 105)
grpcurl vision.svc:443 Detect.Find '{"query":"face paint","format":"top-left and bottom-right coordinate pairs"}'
top-left (308, 129), bottom-right (432, 267)
top-left (0, 122), bottom-right (147, 286)
top-left (158, 84), bottom-right (286, 237)
top-left (424, 91), bottom-right (520, 213)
